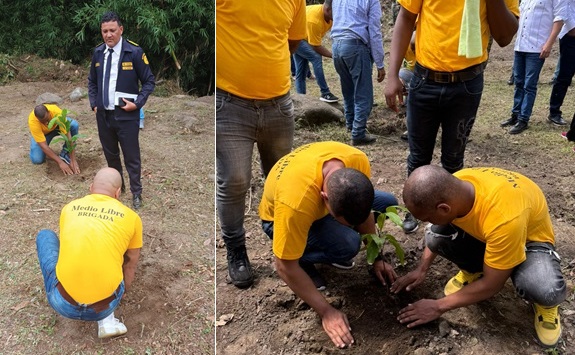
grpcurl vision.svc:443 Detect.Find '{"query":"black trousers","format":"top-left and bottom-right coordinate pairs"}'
top-left (96, 110), bottom-right (142, 195)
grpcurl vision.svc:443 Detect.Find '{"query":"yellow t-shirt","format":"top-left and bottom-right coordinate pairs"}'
top-left (28, 104), bottom-right (65, 143)
top-left (259, 142), bottom-right (371, 260)
top-left (216, 0), bottom-right (307, 99)
top-left (306, 4), bottom-right (332, 46)
top-left (399, 0), bottom-right (519, 71)
top-left (453, 168), bottom-right (554, 270)
top-left (56, 194), bottom-right (143, 304)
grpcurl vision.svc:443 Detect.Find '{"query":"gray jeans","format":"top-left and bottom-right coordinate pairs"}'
top-left (216, 89), bottom-right (294, 250)
top-left (425, 224), bottom-right (567, 306)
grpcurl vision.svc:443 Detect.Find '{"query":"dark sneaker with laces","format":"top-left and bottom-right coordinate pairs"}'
top-left (500, 114), bottom-right (518, 127)
top-left (351, 134), bottom-right (377, 146)
top-left (300, 262), bottom-right (326, 291)
top-left (227, 245), bottom-right (254, 289)
top-left (320, 93), bottom-right (339, 103)
top-left (509, 120), bottom-right (528, 134)
top-left (331, 260), bottom-right (355, 270)
top-left (402, 213), bottom-right (419, 234)
top-left (59, 150), bottom-right (71, 165)
top-left (548, 115), bottom-right (568, 126)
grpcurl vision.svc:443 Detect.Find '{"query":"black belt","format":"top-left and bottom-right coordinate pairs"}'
top-left (57, 282), bottom-right (119, 313)
top-left (414, 62), bottom-right (486, 83)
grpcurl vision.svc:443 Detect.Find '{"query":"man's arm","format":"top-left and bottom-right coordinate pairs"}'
top-left (312, 45), bottom-right (332, 58)
top-left (384, 7), bottom-right (418, 112)
top-left (275, 257), bottom-right (354, 348)
top-left (288, 40), bottom-right (302, 54)
top-left (486, 0), bottom-right (519, 47)
top-left (87, 52), bottom-right (99, 111)
top-left (122, 248), bottom-right (141, 292)
top-left (391, 246), bottom-right (437, 293)
top-left (132, 47), bottom-right (156, 110)
top-left (541, 21), bottom-right (564, 59)
top-left (36, 140), bottom-right (74, 175)
top-left (397, 264), bottom-right (512, 327)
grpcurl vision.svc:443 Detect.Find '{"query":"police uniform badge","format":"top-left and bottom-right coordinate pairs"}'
top-left (142, 53), bottom-right (149, 65)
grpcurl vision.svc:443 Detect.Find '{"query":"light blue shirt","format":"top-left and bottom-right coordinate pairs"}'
top-left (330, 0), bottom-right (385, 69)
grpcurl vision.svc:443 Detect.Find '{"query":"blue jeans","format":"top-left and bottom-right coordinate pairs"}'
top-left (550, 35), bottom-right (575, 117)
top-left (36, 229), bottom-right (124, 321)
top-left (261, 190), bottom-right (398, 265)
top-left (406, 71), bottom-right (483, 175)
top-left (512, 51), bottom-right (545, 122)
top-left (216, 89), bottom-right (294, 250)
top-left (294, 41), bottom-right (331, 96)
top-left (332, 39), bottom-right (373, 140)
top-left (29, 119), bottom-right (79, 164)
top-left (425, 224), bottom-right (567, 307)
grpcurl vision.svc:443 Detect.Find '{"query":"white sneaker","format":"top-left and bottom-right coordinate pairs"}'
top-left (97, 312), bottom-right (127, 338)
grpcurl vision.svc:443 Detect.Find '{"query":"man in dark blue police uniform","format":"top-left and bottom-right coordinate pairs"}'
top-left (88, 11), bottom-right (155, 210)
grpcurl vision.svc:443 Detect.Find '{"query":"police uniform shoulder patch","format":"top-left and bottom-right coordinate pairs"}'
top-left (142, 53), bottom-right (149, 65)
top-left (127, 39), bottom-right (140, 47)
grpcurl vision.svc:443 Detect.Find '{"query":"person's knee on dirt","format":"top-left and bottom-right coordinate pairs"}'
top-left (35, 167), bottom-right (142, 338)
top-left (258, 141), bottom-right (400, 349)
top-left (391, 165), bottom-right (567, 348)
top-left (28, 104), bottom-right (80, 175)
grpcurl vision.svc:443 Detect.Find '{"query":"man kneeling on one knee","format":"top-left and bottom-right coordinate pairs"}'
top-left (36, 167), bottom-right (142, 338)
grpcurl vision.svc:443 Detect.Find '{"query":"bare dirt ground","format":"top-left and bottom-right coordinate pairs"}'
top-left (216, 26), bottom-right (575, 355)
top-left (0, 58), bottom-right (215, 354)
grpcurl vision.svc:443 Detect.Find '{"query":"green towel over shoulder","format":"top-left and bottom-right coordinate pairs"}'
top-left (458, 0), bottom-right (483, 59)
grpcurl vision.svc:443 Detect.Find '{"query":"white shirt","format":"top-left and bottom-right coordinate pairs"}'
top-left (514, 0), bottom-right (567, 53)
top-left (103, 38), bottom-right (123, 110)
top-left (559, 0), bottom-right (575, 38)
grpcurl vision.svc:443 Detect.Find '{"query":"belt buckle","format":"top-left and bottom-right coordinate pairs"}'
top-left (433, 72), bottom-right (456, 83)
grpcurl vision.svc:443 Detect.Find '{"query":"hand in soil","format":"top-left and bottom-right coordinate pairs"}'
top-left (373, 260), bottom-right (398, 287)
top-left (390, 268), bottom-right (426, 294)
top-left (397, 299), bottom-right (442, 328)
top-left (321, 306), bottom-right (354, 348)
top-left (59, 161), bottom-right (75, 175)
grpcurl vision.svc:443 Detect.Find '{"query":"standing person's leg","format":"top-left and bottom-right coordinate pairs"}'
top-left (439, 74), bottom-right (483, 173)
top-left (293, 52), bottom-right (308, 95)
top-left (549, 36), bottom-right (575, 124)
top-left (347, 44), bottom-right (374, 142)
top-left (406, 75), bottom-right (442, 176)
top-left (503, 52), bottom-right (524, 126)
top-left (116, 119), bottom-right (142, 199)
top-left (96, 110), bottom-right (124, 183)
top-left (333, 41), bottom-right (355, 132)
top-left (511, 242), bottom-right (567, 347)
top-left (296, 41), bottom-right (334, 99)
top-left (216, 90), bottom-right (261, 288)
top-left (255, 94), bottom-right (295, 177)
top-left (518, 53), bottom-right (545, 124)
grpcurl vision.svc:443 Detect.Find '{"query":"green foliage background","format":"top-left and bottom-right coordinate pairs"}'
top-left (0, 0), bottom-right (214, 95)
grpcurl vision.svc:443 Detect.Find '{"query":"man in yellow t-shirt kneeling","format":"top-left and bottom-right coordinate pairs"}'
top-left (36, 168), bottom-right (143, 338)
top-left (28, 104), bottom-right (80, 175)
top-left (392, 166), bottom-right (567, 348)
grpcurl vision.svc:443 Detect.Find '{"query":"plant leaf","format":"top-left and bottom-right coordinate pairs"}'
top-left (385, 234), bottom-right (406, 266)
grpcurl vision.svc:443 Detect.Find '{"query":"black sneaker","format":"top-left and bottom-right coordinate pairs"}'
top-left (331, 260), bottom-right (355, 270)
top-left (351, 134), bottom-right (377, 146)
top-left (402, 213), bottom-right (419, 234)
top-left (132, 194), bottom-right (142, 210)
top-left (509, 120), bottom-right (528, 134)
top-left (500, 114), bottom-right (518, 127)
top-left (227, 245), bottom-right (254, 289)
top-left (507, 74), bottom-right (514, 85)
top-left (548, 115), bottom-right (568, 126)
top-left (299, 262), bottom-right (326, 291)
top-left (320, 93), bottom-right (339, 103)
top-left (59, 150), bottom-right (71, 165)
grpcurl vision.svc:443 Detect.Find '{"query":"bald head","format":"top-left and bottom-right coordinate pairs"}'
top-left (403, 165), bottom-right (461, 212)
top-left (90, 167), bottom-right (122, 197)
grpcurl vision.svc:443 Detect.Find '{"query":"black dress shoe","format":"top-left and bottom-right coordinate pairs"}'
top-left (548, 115), bottom-right (568, 126)
top-left (509, 120), bottom-right (528, 134)
top-left (351, 134), bottom-right (377, 146)
top-left (507, 74), bottom-right (514, 85)
top-left (501, 114), bottom-right (518, 127)
top-left (133, 194), bottom-right (142, 209)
